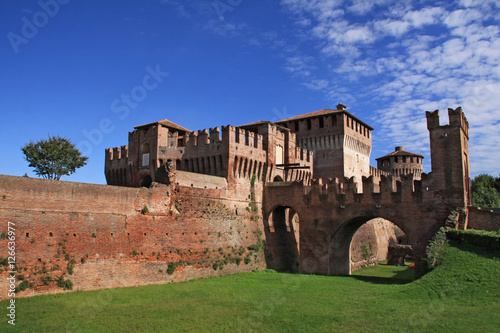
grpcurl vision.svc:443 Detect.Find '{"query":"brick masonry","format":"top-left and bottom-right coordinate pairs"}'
top-left (0, 173), bottom-right (265, 299)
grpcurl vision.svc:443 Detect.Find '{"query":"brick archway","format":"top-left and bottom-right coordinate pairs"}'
top-left (328, 216), bottom-right (410, 275)
top-left (264, 204), bottom-right (300, 272)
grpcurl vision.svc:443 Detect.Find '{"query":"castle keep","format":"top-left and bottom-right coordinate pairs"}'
top-left (2, 105), bottom-right (496, 298)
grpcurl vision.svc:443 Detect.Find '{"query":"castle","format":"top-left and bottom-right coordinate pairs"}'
top-left (104, 103), bottom-right (423, 188)
top-left (2, 105), bottom-right (497, 298)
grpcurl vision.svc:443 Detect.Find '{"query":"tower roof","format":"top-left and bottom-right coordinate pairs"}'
top-left (376, 146), bottom-right (424, 160)
top-left (134, 119), bottom-right (191, 133)
top-left (275, 108), bottom-right (374, 130)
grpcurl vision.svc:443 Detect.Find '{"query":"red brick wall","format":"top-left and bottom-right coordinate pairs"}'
top-left (467, 207), bottom-right (500, 231)
top-left (0, 175), bottom-right (265, 298)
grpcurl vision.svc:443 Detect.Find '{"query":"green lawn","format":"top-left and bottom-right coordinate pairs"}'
top-left (1, 241), bottom-right (499, 332)
top-left (352, 260), bottom-right (415, 282)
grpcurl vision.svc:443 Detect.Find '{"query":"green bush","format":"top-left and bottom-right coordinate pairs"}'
top-left (423, 227), bottom-right (448, 272)
top-left (167, 262), bottom-right (180, 275)
top-left (141, 206), bottom-right (149, 214)
top-left (16, 280), bottom-right (30, 292)
top-left (447, 229), bottom-right (500, 250)
top-left (57, 276), bottom-right (73, 290)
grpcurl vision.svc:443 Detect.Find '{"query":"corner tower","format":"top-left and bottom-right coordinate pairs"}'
top-left (426, 107), bottom-right (471, 207)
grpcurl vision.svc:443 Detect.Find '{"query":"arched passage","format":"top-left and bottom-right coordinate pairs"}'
top-left (138, 174), bottom-right (152, 188)
top-left (328, 216), bottom-right (409, 276)
top-left (349, 218), bottom-right (408, 272)
top-left (264, 205), bottom-right (300, 273)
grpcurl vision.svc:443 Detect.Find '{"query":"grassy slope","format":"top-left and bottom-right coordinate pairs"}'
top-left (1, 241), bottom-right (499, 333)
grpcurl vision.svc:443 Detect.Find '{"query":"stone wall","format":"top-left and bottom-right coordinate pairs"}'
top-left (0, 174), bottom-right (265, 299)
top-left (467, 207), bottom-right (500, 231)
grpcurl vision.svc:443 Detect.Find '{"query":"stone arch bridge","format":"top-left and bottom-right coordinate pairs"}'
top-left (263, 175), bottom-right (466, 277)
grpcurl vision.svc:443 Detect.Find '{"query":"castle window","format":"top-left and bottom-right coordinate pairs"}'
top-left (307, 119), bottom-right (312, 130)
top-left (177, 137), bottom-right (183, 147)
top-left (332, 116), bottom-right (337, 127)
top-left (142, 143), bottom-right (150, 167)
top-left (294, 121), bottom-right (299, 132)
top-left (403, 156), bottom-right (407, 163)
top-left (319, 117), bottom-right (324, 128)
top-left (394, 156), bottom-right (398, 163)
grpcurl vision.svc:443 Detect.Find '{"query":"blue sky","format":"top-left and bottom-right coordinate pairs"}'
top-left (1, 0), bottom-right (499, 184)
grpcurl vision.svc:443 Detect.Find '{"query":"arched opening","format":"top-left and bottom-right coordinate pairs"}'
top-left (138, 175), bottom-right (153, 188)
top-left (349, 218), bottom-right (409, 273)
top-left (273, 175), bottom-right (283, 182)
top-left (264, 206), bottom-right (300, 273)
top-left (329, 216), bottom-right (411, 277)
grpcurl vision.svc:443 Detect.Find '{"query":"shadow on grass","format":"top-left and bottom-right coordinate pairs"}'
top-left (350, 275), bottom-right (413, 285)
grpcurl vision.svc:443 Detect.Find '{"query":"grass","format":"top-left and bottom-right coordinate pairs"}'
top-left (351, 260), bottom-right (415, 282)
top-left (1, 241), bottom-right (499, 332)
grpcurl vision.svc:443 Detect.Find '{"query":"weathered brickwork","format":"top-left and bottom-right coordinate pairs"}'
top-left (0, 173), bottom-right (266, 298)
top-left (467, 207), bottom-right (500, 231)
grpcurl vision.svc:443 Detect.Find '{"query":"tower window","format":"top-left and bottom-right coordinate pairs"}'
top-left (319, 117), bottom-right (324, 128)
top-left (307, 119), bottom-right (312, 130)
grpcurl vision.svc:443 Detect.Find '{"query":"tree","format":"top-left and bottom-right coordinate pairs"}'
top-left (471, 174), bottom-right (500, 208)
top-left (21, 136), bottom-right (88, 180)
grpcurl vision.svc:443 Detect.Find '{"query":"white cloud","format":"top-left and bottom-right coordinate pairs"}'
top-left (279, 0), bottom-right (500, 174)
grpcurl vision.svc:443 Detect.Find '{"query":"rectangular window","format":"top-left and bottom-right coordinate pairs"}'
top-left (142, 153), bottom-right (150, 167)
top-left (319, 117), bottom-right (324, 128)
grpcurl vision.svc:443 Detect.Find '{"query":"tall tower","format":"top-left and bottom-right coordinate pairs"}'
top-left (275, 104), bottom-right (373, 182)
top-left (426, 107), bottom-right (471, 207)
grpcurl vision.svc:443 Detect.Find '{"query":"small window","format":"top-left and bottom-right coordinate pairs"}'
top-left (26, 232), bottom-right (29, 238)
top-left (307, 119), bottom-right (312, 130)
top-left (49, 232), bottom-right (53, 237)
top-left (319, 117), bottom-right (324, 128)
top-left (294, 121), bottom-right (299, 131)
top-left (142, 153), bottom-right (150, 167)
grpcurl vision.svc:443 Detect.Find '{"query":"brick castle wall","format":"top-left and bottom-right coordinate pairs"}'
top-left (0, 175), bottom-right (265, 299)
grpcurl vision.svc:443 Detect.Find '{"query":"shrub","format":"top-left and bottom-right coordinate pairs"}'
top-left (57, 276), bottom-right (73, 290)
top-left (447, 229), bottom-right (500, 250)
top-left (167, 262), bottom-right (179, 275)
top-left (16, 280), bottom-right (30, 292)
top-left (141, 206), bottom-right (149, 214)
top-left (423, 227), bottom-right (448, 271)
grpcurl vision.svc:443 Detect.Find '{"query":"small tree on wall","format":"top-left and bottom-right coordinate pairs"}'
top-left (21, 136), bottom-right (88, 180)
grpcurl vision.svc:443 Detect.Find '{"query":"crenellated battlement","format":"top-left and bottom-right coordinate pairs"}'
top-left (297, 172), bottom-right (433, 204)
top-left (106, 145), bottom-right (129, 162)
top-left (426, 107), bottom-right (469, 135)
